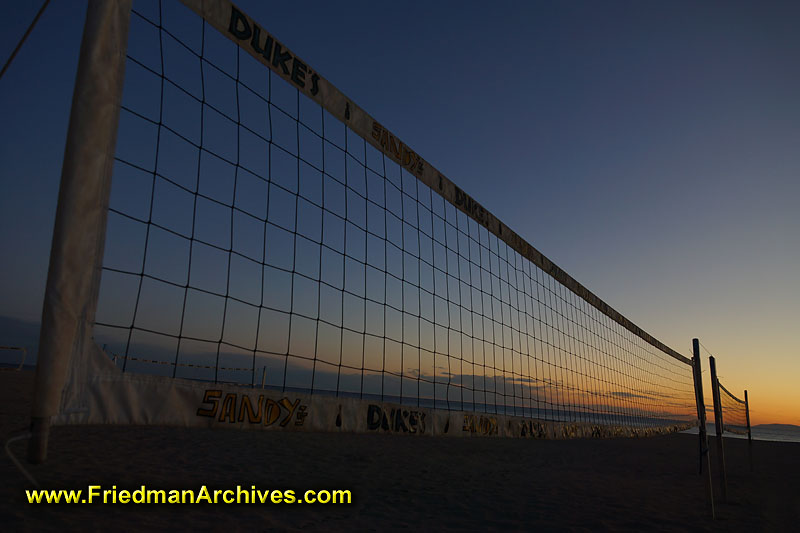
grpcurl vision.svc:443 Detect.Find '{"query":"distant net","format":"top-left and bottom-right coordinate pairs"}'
top-left (717, 382), bottom-right (748, 435)
top-left (91, 0), bottom-right (696, 431)
top-left (0, 346), bottom-right (28, 370)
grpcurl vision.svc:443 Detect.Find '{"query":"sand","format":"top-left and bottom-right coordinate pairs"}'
top-left (2, 370), bottom-right (797, 531)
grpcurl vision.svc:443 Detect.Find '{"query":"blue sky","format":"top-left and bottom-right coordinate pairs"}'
top-left (0, 0), bottom-right (797, 423)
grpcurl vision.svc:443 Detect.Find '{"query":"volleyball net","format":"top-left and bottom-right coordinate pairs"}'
top-left (29, 0), bottom-right (698, 458)
top-left (717, 382), bottom-right (749, 436)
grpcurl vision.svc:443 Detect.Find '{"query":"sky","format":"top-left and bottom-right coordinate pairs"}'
top-left (0, 0), bottom-right (798, 425)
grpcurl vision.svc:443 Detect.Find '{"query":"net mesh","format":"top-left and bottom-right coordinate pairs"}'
top-left (92, 0), bottom-right (696, 429)
top-left (718, 382), bottom-right (748, 435)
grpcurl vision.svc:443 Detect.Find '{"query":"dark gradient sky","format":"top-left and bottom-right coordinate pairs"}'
top-left (1, 0), bottom-right (798, 423)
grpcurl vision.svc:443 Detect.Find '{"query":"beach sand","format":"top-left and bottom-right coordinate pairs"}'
top-left (2, 370), bottom-right (797, 531)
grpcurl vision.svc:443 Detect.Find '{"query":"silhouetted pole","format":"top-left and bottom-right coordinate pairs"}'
top-left (692, 339), bottom-right (715, 519)
top-left (745, 389), bottom-right (753, 472)
top-left (708, 356), bottom-right (728, 502)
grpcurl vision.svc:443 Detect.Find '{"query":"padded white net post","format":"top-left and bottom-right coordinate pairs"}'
top-left (28, 0), bottom-right (132, 463)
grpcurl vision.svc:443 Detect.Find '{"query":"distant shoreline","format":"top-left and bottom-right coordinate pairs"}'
top-left (682, 423), bottom-right (800, 443)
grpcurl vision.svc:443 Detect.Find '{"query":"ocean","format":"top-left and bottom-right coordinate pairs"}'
top-left (683, 423), bottom-right (800, 443)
